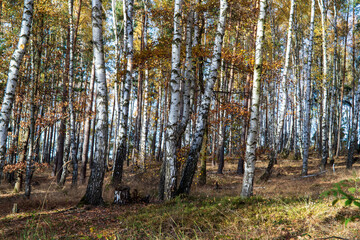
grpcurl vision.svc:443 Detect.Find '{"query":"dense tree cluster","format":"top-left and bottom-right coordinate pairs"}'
top-left (0, 0), bottom-right (359, 204)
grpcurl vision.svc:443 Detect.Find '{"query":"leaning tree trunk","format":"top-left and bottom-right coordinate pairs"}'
top-left (162, 0), bottom-right (183, 200)
top-left (113, 0), bottom-right (133, 186)
top-left (240, 0), bottom-right (267, 198)
top-left (262, 0), bottom-right (294, 181)
top-left (176, 0), bottom-right (228, 196)
top-left (81, 0), bottom-right (109, 206)
top-left (0, 0), bottom-right (34, 181)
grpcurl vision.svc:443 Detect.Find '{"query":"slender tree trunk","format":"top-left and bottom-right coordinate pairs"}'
top-left (67, 0), bottom-right (78, 187)
top-left (347, 3), bottom-right (357, 169)
top-left (89, 99), bottom-right (97, 169)
top-left (198, 125), bottom-right (208, 186)
top-left (80, 62), bottom-right (95, 184)
top-left (14, 126), bottom-right (29, 193)
top-left (177, 0), bottom-right (228, 195)
top-left (59, 128), bottom-right (71, 187)
top-left (217, 60), bottom-right (225, 174)
top-left (162, 0), bottom-right (183, 200)
top-left (113, 0), bottom-right (134, 186)
top-left (151, 85), bottom-right (161, 156)
top-left (25, 43), bottom-right (36, 198)
top-left (319, 0), bottom-right (329, 170)
top-left (240, 0), bottom-right (267, 197)
top-left (139, 2), bottom-right (149, 170)
top-left (262, 0), bottom-right (294, 180)
top-left (55, 17), bottom-right (72, 183)
top-left (301, 0), bottom-right (315, 175)
top-left (156, 83), bottom-right (167, 162)
top-left (82, 0), bottom-right (109, 206)
top-left (336, 27), bottom-right (348, 158)
top-left (0, 0), bottom-right (34, 181)
top-left (10, 104), bottom-right (21, 186)
top-left (329, 3), bottom-right (337, 165)
top-left (134, 9), bottom-right (146, 153)
top-left (111, 0), bottom-right (122, 163)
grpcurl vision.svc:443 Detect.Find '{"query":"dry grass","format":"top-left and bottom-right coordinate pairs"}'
top-left (0, 153), bottom-right (360, 239)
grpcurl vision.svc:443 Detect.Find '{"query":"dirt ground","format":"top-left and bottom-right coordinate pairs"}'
top-left (1, 153), bottom-right (360, 239)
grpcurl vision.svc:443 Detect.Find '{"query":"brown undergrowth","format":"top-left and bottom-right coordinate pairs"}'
top-left (0, 153), bottom-right (360, 239)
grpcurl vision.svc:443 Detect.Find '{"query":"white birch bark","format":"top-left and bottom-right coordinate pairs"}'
top-left (113, 0), bottom-right (133, 185)
top-left (82, 0), bottom-right (109, 205)
top-left (80, 61), bottom-right (95, 184)
top-left (179, 11), bottom-right (193, 134)
top-left (275, 0), bottom-right (295, 155)
top-left (318, 0), bottom-right (329, 169)
top-left (25, 42), bottom-right (36, 198)
top-left (163, 0), bottom-right (183, 200)
top-left (294, 47), bottom-right (303, 160)
top-left (302, 0), bottom-right (315, 175)
top-left (67, 0), bottom-right (78, 187)
top-left (0, 0), bottom-right (34, 180)
top-left (59, 128), bottom-right (71, 187)
top-left (177, 0), bottom-right (228, 195)
top-left (261, 0), bottom-right (294, 180)
top-left (139, 1), bottom-right (149, 170)
top-left (240, 0), bottom-right (267, 197)
top-left (347, 2), bottom-right (357, 169)
top-left (329, 3), bottom-right (337, 164)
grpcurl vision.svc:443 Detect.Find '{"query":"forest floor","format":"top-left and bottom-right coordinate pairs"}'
top-left (1, 153), bottom-right (360, 239)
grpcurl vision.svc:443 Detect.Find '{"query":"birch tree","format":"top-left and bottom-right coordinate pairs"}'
top-left (177, 0), bottom-right (228, 195)
top-left (163, 0), bottom-right (183, 200)
top-left (0, 0), bottom-right (34, 181)
top-left (302, 0), bottom-right (315, 176)
top-left (329, 2), bottom-right (337, 165)
top-left (347, 2), bottom-right (357, 169)
top-left (82, 0), bottom-right (109, 205)
top-left (24, 42), bottom-right (36, 198)
top-left (68, 0), bottom-right (78, 187)
top-left (240, 0), bottom-right (267, 198)
top-left (318, 0), bottom-right (329, 170)
top-left (80, 62), bottom-right (95, 184)
top-left (113, 0), bottom-right (134, 186)
top-left (139, 0), bottom-right (149, 170)
top-left (262, 0), bottom-right (294, 181)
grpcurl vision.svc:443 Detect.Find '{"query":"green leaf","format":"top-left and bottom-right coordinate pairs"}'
top-left (353, 201), bottom-right (360, 208)
top-left (345, 199), bottom-right (352, 206)
top-left (332, 199), bottom-right (339, 206)
top-left (339, 189), bottom-right (353, 199)
top-left (348, 187), bottom-right (356, 194)
top-left (345, 218), bottom-right (351, 227)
